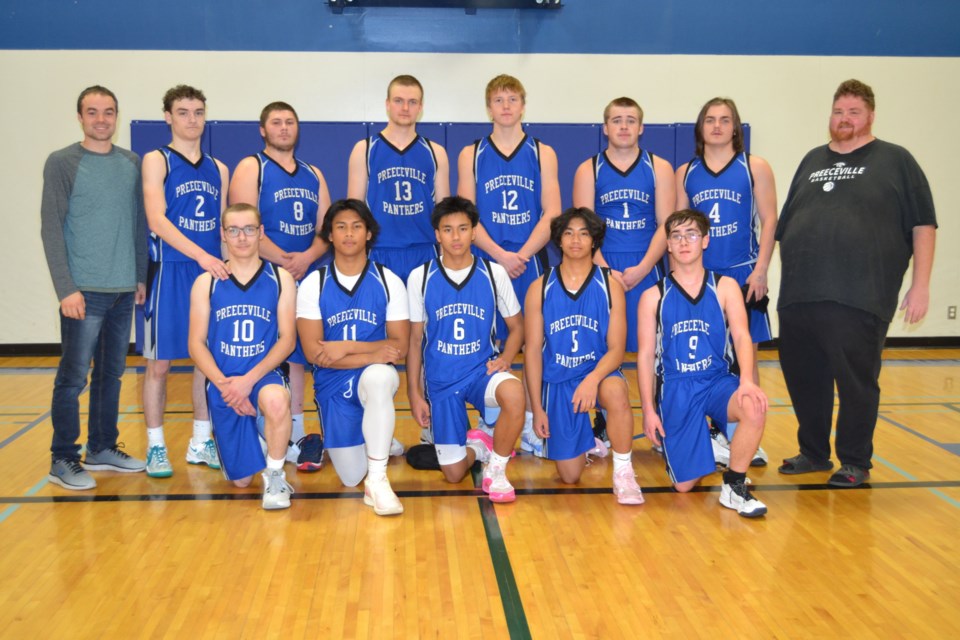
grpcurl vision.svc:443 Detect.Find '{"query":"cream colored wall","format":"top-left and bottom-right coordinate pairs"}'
top-left (2, 51), bottom-right (956, 343)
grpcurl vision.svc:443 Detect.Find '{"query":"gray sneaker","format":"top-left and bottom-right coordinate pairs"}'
top-left (49, 458), bottom-right (97, 490)
top-left (261, 468), bottom-right (294, 510)
top-left (83, 444), bottom-right (146, 473)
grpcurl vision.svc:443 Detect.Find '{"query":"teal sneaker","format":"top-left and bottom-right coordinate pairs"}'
top-left (146, 445), bottom-right (173, 478)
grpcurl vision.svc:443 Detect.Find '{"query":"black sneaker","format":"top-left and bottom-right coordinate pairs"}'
top-left (828, 464), bottom-right (870, 487)
top-left (593, 411), bottom-right (610, 448)
top-left (296, 434), bottom-right (323, 472)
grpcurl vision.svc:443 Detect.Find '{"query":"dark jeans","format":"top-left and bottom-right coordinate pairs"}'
top-left (778, 301), bottom-right (889, 469)
top-left (50, 291), bottom-right (134, 460)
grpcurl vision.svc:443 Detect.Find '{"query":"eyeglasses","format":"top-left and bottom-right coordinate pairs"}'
top-left (668, 231), bottom-right (703, 244)
top-left (224, 225), bottom-right (259, 238)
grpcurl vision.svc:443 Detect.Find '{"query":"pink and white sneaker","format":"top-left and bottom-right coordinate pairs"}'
top-left (612, 465), bottom-right (645, 505)
top-left (481, 463), bottom-right (516, 503)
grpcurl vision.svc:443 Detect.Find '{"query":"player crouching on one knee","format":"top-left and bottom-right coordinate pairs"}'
top-left (524, 207), bottom-right (644, 505)
top-left (406, 196), bottom-right (525, 503)
top-left (188, 203), bottom-right (297, 510)
top-left (636, 209), bottom-right (768, 517)
top-left (296, 200), bottom-right (410, 516)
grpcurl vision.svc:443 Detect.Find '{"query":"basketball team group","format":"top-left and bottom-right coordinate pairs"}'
top-left (40, 73), bottom-right (937, 518)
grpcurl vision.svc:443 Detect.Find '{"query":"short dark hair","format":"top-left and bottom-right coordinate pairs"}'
top-left (319, 199), bottom-right (379, 252)
top-left (834, 79), bottom-right (875, 111)
top-left (162, 85), bottom-right (206, 113)
top-left (259, 101), bottom-right (299, 128)
top-left (694, 97), bottom-right (744, 157)
top-left (664, 209), bottom-right (710, 237)
top-left (431, 196), bottom-right (479, 229)
top-left (76, 85), bottom-right (117, 114)
top-left (551, 207), bottom-right (605, 255)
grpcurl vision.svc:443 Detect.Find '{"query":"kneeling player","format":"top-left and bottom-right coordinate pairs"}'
top-left (525, 208), bottom-right (643, 504)
top-left (296, 200), bottom-right (409, 516)
top-left (637, 209), bottom-right (768, 517)
top-left (407, 196), bottom-right (525, 502)
top-left (188, 204), bottom-right (297, 510)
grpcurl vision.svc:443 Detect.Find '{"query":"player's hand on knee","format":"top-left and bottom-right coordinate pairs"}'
top-left (232, 398), bottom-right (257, 417)
top-left (736, 381), bottom-right (768, 414)
top-left (571, 380), bottom-right (598, 413)
top-left (486, 356), bottom-right (511, 374)
top-left (60, 291), bottom-right (86, 320)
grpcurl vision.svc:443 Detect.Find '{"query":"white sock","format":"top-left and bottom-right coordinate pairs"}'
top-left (291, 414), bottom-right (305, 443)
top-left (367, 456), bottom-right (388, 480)
top-left (193, 420), bottom-right (212, 445)
top-left (490, 451), bottom-right (510, 468)
top-left (266, 455), bottom-right (284, 471)
top-left (612, 450), bottom-right (632, 473)
top-left (147, 426), bottom-right (165, 448)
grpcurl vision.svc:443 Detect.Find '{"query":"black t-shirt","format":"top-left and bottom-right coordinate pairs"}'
top-left (776, 139), bottom-right (937, 321)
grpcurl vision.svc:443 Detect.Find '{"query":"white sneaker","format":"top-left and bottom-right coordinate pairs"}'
top-left (711, 429), bottom-right (731, 467)
top-left (751, 445), bottom-right (769, 467)
top-left (720, 479), bottom-right (767, 518)
top-left (586, 437), bottom-right (609, 460)
top-left (261, 469), bottom-right (293, 510)
top-left (519, 424), bottom-right (544, 458)
top-left (612, 465), bottom-right (644, 505)
top-left (186, 439), bottom-right (221, 470)
top-left (481, 463), bottom-right (515, 503)
top-left (389, 438), bottom-right (405, 457)
top-left (363, 475), bottom-right (403, 516)
top-left (285, 440), bottom-right (301, 465)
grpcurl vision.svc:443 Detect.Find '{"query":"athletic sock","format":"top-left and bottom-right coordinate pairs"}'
top-left (367, 456), bottom-right (388, 481)
top-left (192, 420), bottom-right (212, 445)
top-left (723, 470), bottom-right (746, 485)
top-left (147, 426), bottom-right (165, 448)
top-left (612, 450), bottom-right (632, 473)
top-left (266, 455), bottom-right (284, 471)
top-left (291, 414), bottom-right (305, 443)
top-left (490, 451), bottom-right (510, 468)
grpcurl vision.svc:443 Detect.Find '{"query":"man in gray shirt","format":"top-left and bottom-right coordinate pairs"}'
top-left (41, 85), bottom-right (148, 489)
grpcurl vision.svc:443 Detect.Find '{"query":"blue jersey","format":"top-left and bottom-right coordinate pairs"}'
top-left (313, 261), bottom-right (390, 400)
top-left (682, 152), bottom-right (759, 271)
top-left (420, 258), bottom-right (499, 399)
top-left (150, 147), bottom-right (222, 262)
top-left (655, 271), bottom-right (734, 382)
top-left (256, 152), bottom-right (321, 257)
top-left (541, 266), bottom-right (613, 384)
top-left (208, 261), bottom-right (282, 377)
top-left (593, 150), bottom-right (659, 254)
top-left (365, 134), bottom-right (438, 249)
top-left (473, 135), bottom-right (543, 250)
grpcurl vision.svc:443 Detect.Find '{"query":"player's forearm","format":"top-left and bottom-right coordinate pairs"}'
top-left (518, 218), bottom-right (552, 259)
top-left (257, 235), bottom-right (288, 264)
top-left (911, 225), bottom-right (936, 289)
top-left (148, 216), bottom-right (211, 263)
top-left (472, 224), bottom-right (505, 260)
top-left (732, 335), bottom-right (757, 385)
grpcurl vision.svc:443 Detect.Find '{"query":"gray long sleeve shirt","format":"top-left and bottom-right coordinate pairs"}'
top-left (40, 142), bottom-right (147, 300)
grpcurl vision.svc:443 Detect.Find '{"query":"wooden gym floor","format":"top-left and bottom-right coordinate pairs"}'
top-left (0, 350), bottom-right (958, 639)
